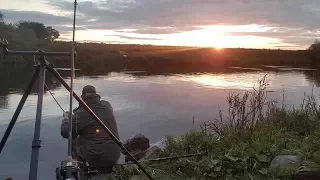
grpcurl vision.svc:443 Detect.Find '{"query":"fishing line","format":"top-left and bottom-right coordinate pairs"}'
top-left (34, 55), bottom-right (65, 113)
top-left (44, 83), bottom-right (65, 112)
top-left (120, 152), bottom-right (206, 165)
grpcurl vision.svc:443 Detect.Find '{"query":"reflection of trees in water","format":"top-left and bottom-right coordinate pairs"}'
top-left (0, 64), bottom-right (64, 109)
top-left (0, 64), bottom-right (32, 96)
top-left (303, 71), bottom-right (320, 87)
top-left (124, 68), bottom-right (278, 78)
top-left (0, 96), bottom-right (8, 109)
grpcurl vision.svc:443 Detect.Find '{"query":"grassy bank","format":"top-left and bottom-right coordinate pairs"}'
top-left (110, 78), bottom-right (320, 180)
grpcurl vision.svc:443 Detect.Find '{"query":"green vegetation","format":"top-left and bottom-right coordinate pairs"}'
top-left (0, 11), bottom-right (60, 63)
top-left (109, 78), bottom-right (320, 180)
top-left (307, 40), bottom-right (320, 68)
top-left (0, 12), bottom-right (59, 49)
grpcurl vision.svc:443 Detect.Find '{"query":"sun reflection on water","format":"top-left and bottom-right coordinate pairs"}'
top-left (176, 72), bottom-right (311, 90)
top-left (190, 75), bottom-right (254, 89)
top-left (188, 74), bottom-right (257, 90)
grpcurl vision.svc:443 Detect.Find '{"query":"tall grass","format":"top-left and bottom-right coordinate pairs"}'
top-left (205, 75), bottom-right (271, 137)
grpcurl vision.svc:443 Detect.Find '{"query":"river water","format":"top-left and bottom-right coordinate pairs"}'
top-left (0, 67), bottom-right (320, 179)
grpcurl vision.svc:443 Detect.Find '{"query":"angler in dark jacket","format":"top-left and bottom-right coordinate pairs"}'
top-left (61, 85), bottom-right (120, 173)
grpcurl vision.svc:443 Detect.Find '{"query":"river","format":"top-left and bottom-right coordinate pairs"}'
top-left (0, 67), bottom-right (320, 179)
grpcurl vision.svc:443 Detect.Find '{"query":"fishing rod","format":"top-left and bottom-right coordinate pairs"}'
top-left (65, 0), bottom-right (77, 179)
top-left (122, 152), bottom-right (206, 165)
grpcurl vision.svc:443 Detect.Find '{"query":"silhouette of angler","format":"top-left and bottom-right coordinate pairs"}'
top-left (61, 85), bottom-right (120, 178)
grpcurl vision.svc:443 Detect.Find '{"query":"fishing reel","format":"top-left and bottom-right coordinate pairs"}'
top-left (55, 157), bottom-right (80, 180)
top-left (55, 157), bottom-right (100, 180)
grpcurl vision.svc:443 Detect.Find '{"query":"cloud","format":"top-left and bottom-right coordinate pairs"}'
top-left (59, 25), bottom-right (88, 31)
top-left (80, 39), bottom-right (128, 44)
top-left (228, 27), bottom-right (320, 47)
top-left (274, 45), bottom-right (299, 49)
top-left (131, 26), bottom-right (203, 35)
top-left (1, 9), bottom-right (72, 26)
top-left (106, 35), bottom-right (163, 41)
top-left (45, 0), bottom-right (320, 30)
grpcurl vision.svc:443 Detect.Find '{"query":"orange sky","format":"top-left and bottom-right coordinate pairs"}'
top-left (1, 0), bottom-right (320, 49)
top-left (60, 24), bottom-right (289, 49)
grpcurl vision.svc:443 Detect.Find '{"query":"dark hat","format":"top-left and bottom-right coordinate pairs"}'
top-left (82, 85), bottom-right (96, 95)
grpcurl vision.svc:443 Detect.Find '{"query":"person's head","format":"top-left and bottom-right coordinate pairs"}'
top-left (81, 85), bottom-right (99, 100)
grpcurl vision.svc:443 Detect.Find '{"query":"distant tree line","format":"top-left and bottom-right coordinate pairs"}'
top-left (306, 39), bottom-right (320, 67)
top-left (0, 11), bottom-right (59, 51)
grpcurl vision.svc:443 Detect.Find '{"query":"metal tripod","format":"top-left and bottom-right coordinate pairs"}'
top-left (0, 43), bottom-right (154, 180)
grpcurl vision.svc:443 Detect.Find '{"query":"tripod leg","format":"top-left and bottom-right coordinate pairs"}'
top-left (47, 67), bottom-right (154, 180)
top-left (0, 66), bottom-right (40, 154)
top-left (28, 64), bottom-right (46, 180)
